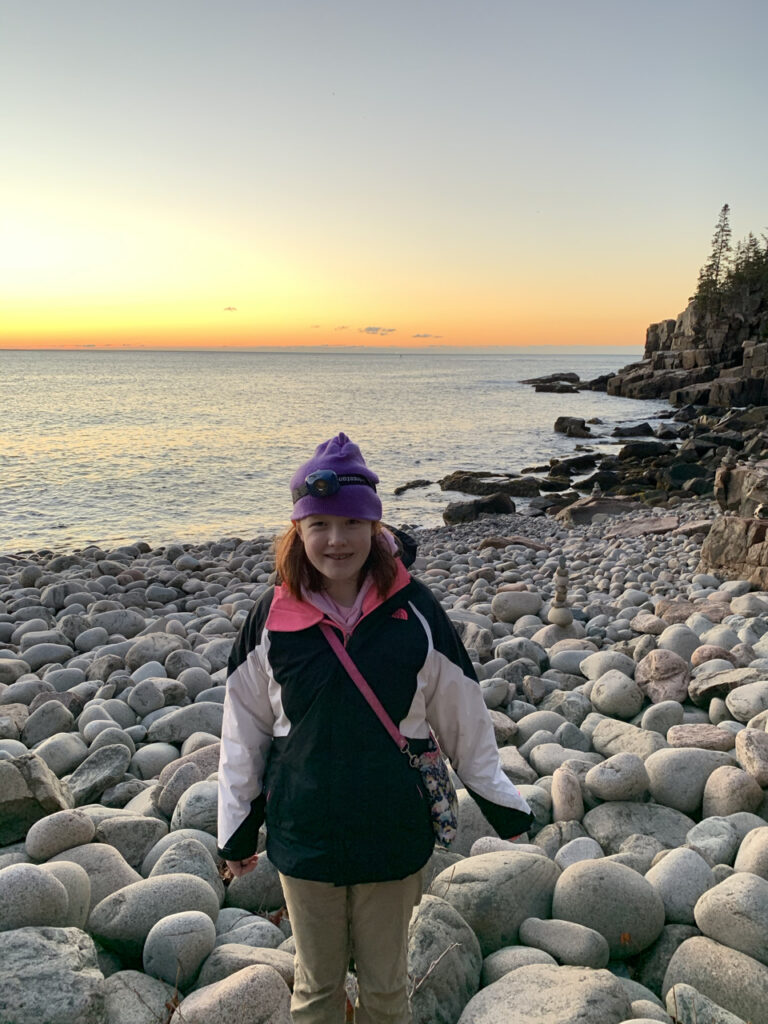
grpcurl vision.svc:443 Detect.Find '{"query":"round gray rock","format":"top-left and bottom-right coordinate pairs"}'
top-left (49, 842), bottom-right (143, 913)
top-left (408, 894), bottom-right (482, 1024)
top-left (694, 872), bottom-right (768, 967)
top-left (583, 802), bottom-right (695, 854)
top-left (552, 859), bottom-right (665, 958)
top-left (585, 753), bottom-right (649, 801)
top-left (518, 916), bottom-right (609, 968)
top-left (733, 825), bottom-right (768, 878)
top-left (645, 847), bottom-right (715, 924)
top-left (102, 969), bottom-right (177, 1024)
top-left (0, 862), bottom-right (69, 930)
top-left (89, 873), bottom-right (220, 958)
top-left (40, 861), bottom-right (91, 929)
top-left (662, 936), bottom-right (768, 1024)
top-left (143, 909), bottom-right (217, 990)
top-left (175, 963), bottom-right (292, 1024)
top-left (25, 809), bottom-right (96, 860)
top-left (457, 963), bottom-right (632, 1024)
top-left (429, 850), bottom-right (560, 957)
top-left (644, 748), bottom-right (734, 814)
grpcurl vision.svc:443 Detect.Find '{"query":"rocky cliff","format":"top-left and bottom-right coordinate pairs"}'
top-left (602, 286), bottom-right (768, 407)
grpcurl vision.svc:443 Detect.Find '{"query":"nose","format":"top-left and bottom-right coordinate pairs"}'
top-left (326, 524), bottom-right (348, 546)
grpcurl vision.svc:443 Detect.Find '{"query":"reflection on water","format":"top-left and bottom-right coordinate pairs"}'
top-left (0, 348), bottom-right (664, 553)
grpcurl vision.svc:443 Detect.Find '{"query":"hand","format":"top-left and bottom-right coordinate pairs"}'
top-left (226, 854), bottom-right (259, 877)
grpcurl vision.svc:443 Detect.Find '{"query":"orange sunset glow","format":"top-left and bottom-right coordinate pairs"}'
top-left (2, 1), bottom-right (765, 351)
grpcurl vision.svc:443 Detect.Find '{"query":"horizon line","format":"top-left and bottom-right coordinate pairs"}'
top-left (0, 341), bottom-right (643, 353)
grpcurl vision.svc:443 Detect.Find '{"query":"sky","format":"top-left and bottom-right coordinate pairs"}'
top-left (1, 0), bottom-right (766, 350)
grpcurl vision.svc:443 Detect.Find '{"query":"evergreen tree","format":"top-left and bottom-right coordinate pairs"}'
top-left (696, 203), bottom-right (732, 314)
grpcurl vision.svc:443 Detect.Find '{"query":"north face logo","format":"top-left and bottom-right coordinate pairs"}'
top-left (392, 608), bottom-right (408, 620)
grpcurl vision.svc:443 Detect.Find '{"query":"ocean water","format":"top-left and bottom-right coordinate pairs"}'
top-left (0, 347), bottom-right (665, 554)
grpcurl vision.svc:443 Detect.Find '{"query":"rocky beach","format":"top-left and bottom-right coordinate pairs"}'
top-left (2, 483), bottom-right (768, 1024)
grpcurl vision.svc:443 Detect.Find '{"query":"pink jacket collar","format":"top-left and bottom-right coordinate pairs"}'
top-left (266, 559), bottom-right (412, 633)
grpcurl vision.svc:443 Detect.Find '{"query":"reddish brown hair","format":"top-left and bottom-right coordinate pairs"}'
top-left (274, 521), bottom-right (399, 600)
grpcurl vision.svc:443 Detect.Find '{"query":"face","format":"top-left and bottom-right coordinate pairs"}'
top-left (297, 514), bottom-right (374, 597)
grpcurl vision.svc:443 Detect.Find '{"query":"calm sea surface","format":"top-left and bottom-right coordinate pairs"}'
top-left (0, 348), bottom-right (665, 554)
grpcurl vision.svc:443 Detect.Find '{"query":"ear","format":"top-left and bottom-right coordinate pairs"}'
top-left (294, 520), bottom-right (303, 539)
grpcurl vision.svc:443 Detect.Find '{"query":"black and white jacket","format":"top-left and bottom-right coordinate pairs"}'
top-left (217, 558), bottom-right (532, 885)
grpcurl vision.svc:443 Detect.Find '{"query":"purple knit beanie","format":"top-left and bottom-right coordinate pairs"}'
top-left (290, 432), bottom-right (383, 522)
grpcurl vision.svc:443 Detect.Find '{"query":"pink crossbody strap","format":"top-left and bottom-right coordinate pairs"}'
top-left (320, 623), bottom-right (407, 752)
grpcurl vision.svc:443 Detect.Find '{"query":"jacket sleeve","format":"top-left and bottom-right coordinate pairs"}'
top-left (413, 584), bottom-right (534, 839)
top-left (217, 592), bottom-right (276, 860)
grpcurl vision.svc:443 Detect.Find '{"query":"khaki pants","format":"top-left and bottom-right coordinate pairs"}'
top-left (279, 870), bottom-right (423, 1024)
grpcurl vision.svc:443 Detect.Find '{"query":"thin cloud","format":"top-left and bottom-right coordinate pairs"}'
top-left (334, 325), bottom-right (349, 331)
top-left (412, 333), bottom-right (442, 339)
top-left (223, 306), bottom-right (237, 312)
top-left (358, 326), bottom-right (396, 335)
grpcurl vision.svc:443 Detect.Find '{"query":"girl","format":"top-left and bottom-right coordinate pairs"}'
top-left (217, 433), bottom-right (532, 1024)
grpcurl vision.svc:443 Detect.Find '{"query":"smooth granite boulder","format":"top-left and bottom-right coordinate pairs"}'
top-left (694, 872), bottom-right (768, 967)
top-left (143, 910), bottom-right (217, 990)
top-left (0, 752), bottom-right (74, 843)
top-left (67, 744), bottom-right (133, 805)
top-left (146, 703), bottom-right (223, 744)
top-left (141, 827), bottom-right (221, 876)
top-left (702, 765), bottom-right (764, 816)
top-left (214, 917), bottom-right (285, 950)
top-left (37, 861), bottom-right (90, 933)
top-left (644, 748), bottom-right (734, 814)
top-left (50, 842), bottom-right (142, 914)
top-left (645, 848), bottom-right (715, 924)
top-left (457, 963), bottom-right (632, 1024)
top-left (663, 936), bottom-right (768, 1024)
top-left (88, 873), bottom-right (220, 958)
top-left (518, 916), bottom-right (609, 968)
top-left (665, 982), bottom-right (748, 1024)
top-left (582, 802), bottom-right (695, 854)
top-left (408, 894), bottom-right (483, 1024)
top-left (429, 851), bottom-right (560, 957)
top-left (585, 753), bottom-right (649, 801)
top-left (224, 854), bottom-right (285, 914)
top-left (25, 808), bottom-right (96, 860)
top-left (685, 817), bottom-right (741, 867)
top-left (0, 863), bottom-right (69, 931)
top-left (101, 970), bottom-right (177, 1024)
top-left (170, 779), bottom-right (218, 834)
top-left (552, 859), bottom-right (665, 958)
top-left (0, 926), bottom-right (105, 1024)
top-left (175, 964), bottom-right (292, 1024)
top-left (193, 944), bottom-right (295, 990)
top-left (479, 946), bottom-right (557, 987)
top-left (591, 718), bottom-right (668, 760)
top-left (149, 836), bottom-right (225, 905)
top-left (95, 815), bottom-right (169, 871)
top-left (733, 825), bottom-right (768, 878)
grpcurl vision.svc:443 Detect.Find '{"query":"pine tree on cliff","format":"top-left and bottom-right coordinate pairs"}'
top-left (696, 203), bottom-right (732, 315)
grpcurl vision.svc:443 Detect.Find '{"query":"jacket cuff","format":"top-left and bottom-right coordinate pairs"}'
top-left (217, 794), bottom-right (266, 861)
top-left (465, 784), bottom-right (534, 841)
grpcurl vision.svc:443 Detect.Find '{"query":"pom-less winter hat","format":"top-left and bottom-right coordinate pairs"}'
top-left (290, 432), bottom-right (382, 522)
